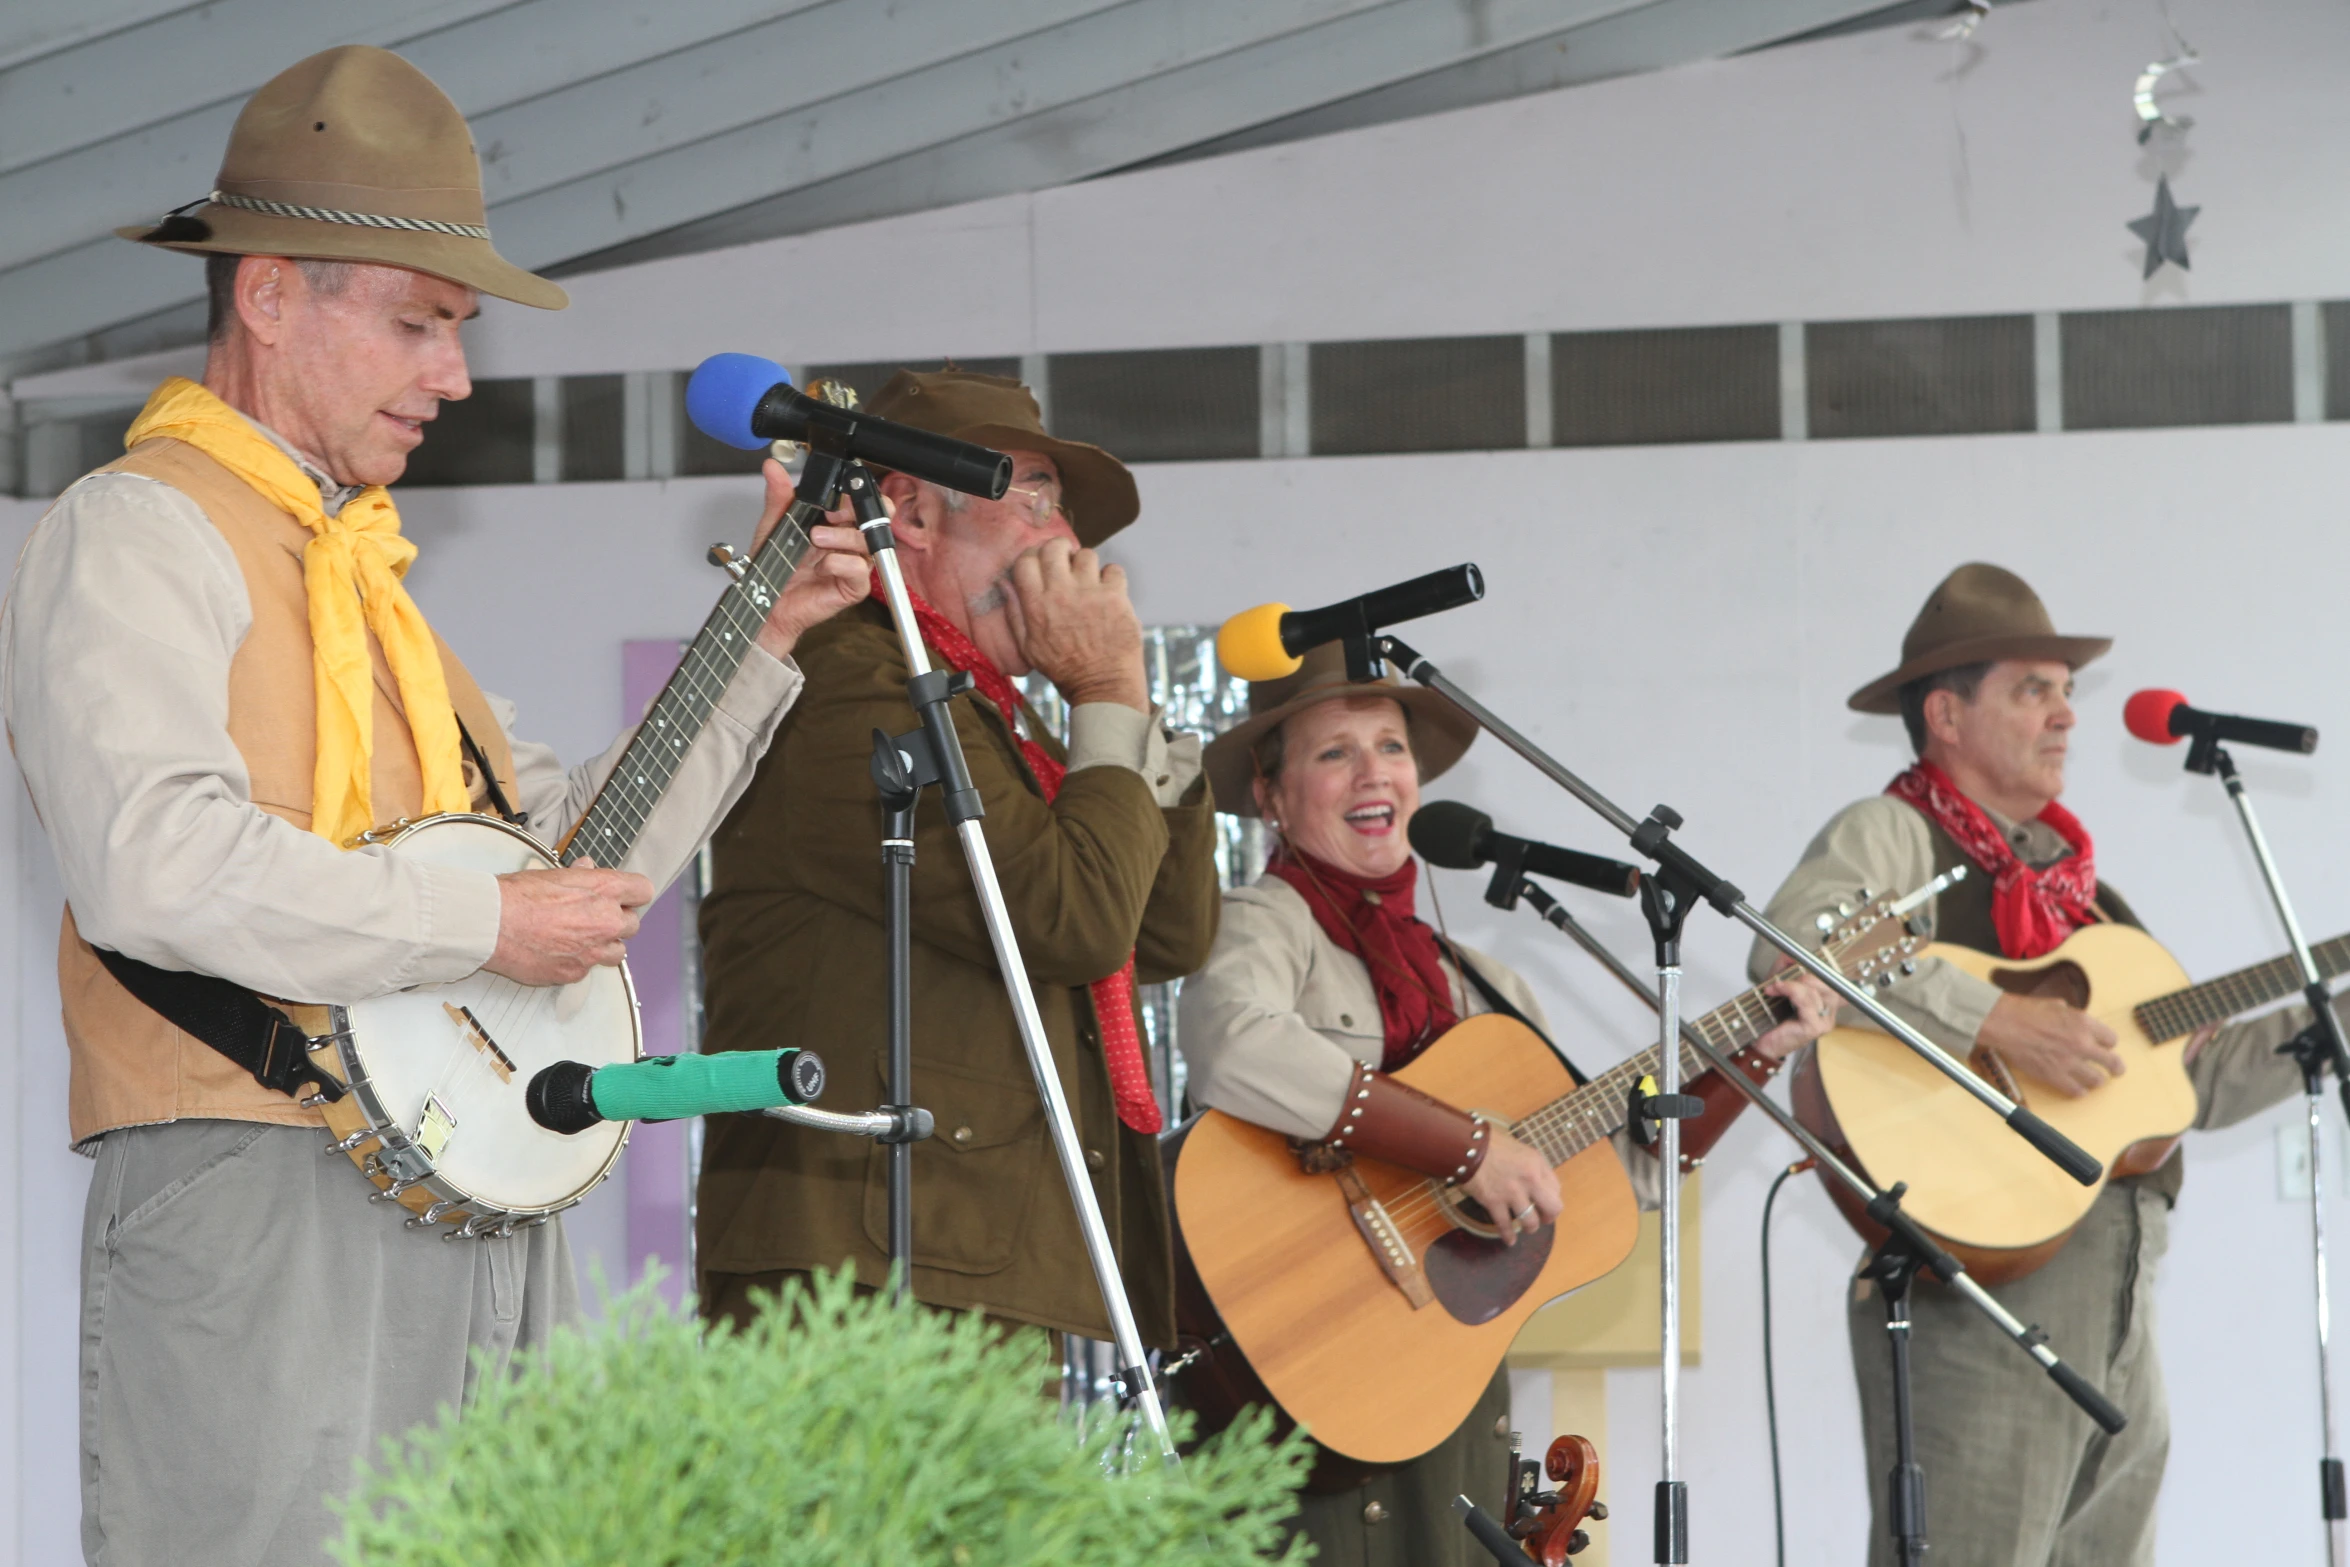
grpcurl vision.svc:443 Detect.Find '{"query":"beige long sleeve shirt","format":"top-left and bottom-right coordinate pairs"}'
top-left (1750, 793), bottom-right (2309, 1131)
top-left (1179, 875), bottom-right (1664, 1207)
top-left (1062, 700), bottom-right (1203, 808)
top-left (3, 458), bottom-right (802, 1007)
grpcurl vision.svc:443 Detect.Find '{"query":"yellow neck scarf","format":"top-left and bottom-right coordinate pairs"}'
top-left (125, 377), bottom-right (471, 846)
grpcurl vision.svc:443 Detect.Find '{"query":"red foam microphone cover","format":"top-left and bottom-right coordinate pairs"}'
top-left (2124, 688), bottom-right (2188, 745)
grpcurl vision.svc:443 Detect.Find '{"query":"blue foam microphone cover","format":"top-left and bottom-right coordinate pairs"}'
top-left (685, 353), bottom-right (792, 451)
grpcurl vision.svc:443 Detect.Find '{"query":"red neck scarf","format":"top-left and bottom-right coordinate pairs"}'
top-left (1268, 845), bottom-right (1459, 1069)
top-left (885, 578), bottom-right (1161, 1133)
top-left (1886, 760), bottom-right (2098, 959)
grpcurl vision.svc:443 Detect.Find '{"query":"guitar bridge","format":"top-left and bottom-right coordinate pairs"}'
top-left (1335, 1165), bottom-right (1435, 1310)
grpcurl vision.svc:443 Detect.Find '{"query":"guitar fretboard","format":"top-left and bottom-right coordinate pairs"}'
top-left (1508, 983), bottom-right (1795, 1168)
top-left (559, 506), bottom-right (817, 869)
top-left (2133, 931), bottom-right (2350, 1043)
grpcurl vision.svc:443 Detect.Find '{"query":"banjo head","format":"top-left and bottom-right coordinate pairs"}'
top-left (338, 814), bottom-right (639, 1217)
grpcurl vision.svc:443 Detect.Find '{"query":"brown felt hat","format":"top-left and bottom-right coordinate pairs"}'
top-left (1203, 641), bottom-right (1479, 819)
top-left (863, 367), bottom-right (1138, 546)
top-left (117, 46), bottom-right (565, 310)
top-left (1847, 563), bottom-right (2112, 714)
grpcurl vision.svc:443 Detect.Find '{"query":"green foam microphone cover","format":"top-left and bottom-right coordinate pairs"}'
top-left (587, 1049), bottom-right (823, 1124)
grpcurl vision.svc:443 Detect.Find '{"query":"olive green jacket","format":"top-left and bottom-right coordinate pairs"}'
top-left (693, 604), bottom-right (1219, 1346)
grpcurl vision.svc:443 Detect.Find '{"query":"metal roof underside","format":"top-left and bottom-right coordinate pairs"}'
top-left (0, 0), bottom-right (2013, 384)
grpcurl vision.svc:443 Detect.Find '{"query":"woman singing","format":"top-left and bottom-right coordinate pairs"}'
top-left (1177, 642), bottom-right (1835, 1566)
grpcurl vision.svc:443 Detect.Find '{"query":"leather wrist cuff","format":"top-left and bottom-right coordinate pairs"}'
top-left (1322, 1061), bottom-right (1490, 1185)
top-left (1653, 1044), bottom-right (1784, 1172)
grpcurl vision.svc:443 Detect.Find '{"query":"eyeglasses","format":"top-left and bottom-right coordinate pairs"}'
top-left (1002, 480), bottom-right (1075, 530)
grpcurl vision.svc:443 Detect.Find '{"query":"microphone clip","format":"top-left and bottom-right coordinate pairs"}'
top-left (1480, 839), bottom-right (1536, 914)
top-left (1337, 626), bottom-right (1390, 684)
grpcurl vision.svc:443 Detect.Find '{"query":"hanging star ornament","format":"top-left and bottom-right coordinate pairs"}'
top-left (2127, 176), bottom-right (2198, 278)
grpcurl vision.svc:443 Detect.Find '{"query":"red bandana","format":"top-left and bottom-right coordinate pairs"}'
top-left (884, 576), bottom-right (1161, 1134)
top-left (1268, 846), bottom-right (1460, 1069)
top-left (1886, 760), bottom-right (2098, 960)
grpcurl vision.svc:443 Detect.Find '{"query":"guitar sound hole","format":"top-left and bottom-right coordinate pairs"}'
top-left (1424, 1222), bottom-right (1553, 1326)
top-left (1991, 959), bottom-right (2091, 1011)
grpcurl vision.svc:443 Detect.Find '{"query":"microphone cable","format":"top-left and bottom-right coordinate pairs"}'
top-left (1761, 1158), bottom-right (1805, 1567)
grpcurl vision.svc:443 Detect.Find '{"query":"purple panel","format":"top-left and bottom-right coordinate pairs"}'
top-left (623, 638), bottom-right (690, 1308)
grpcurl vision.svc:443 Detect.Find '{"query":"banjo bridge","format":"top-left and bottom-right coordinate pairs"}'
top-left (443, 1001), bottom-right (516, 1082)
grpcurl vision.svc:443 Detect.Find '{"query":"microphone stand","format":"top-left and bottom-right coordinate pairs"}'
top-left (721, 450), bottom-right (936, 1293)
top-left (1354, 625), bottom-right (2101, 1564)
top-left (1483, 873), bottom-right (2129, 1565)
top-left (2173, 738), bottom-right (2348, 1565)
top-left (836, 460), bottom-right (1180, 1465)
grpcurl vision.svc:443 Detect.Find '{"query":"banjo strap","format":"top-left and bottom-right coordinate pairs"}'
top-left (91, 717), bottom-right (515, 1110)
top-left (457, 716), bottom-right (524, 827)
top-left (91, 947), bottom-right (346, 1105)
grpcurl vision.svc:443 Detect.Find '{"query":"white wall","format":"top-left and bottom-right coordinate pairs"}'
top-left (12, 0), bottom-right (2350, 1561)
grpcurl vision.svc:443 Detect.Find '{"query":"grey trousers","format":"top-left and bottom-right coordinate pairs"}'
top-left (79, 1120), bottom-right (580, 1567)
top-left (1848, 1181), bottom-right (2170, 1567)
top-left (1286, 1369), bottom-right (1515, 1567)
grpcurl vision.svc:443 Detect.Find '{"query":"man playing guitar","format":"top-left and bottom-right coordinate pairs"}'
top-left (1752, 562), bottom-right (2322, 1566)
top-left (3, 48), bottom-right (869, 1567)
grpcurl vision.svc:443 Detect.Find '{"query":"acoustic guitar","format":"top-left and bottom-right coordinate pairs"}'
top-left (1169, 883), bottom-right (1932, 1465)
top-left (1795, 921), bottom-right (2350, 1283)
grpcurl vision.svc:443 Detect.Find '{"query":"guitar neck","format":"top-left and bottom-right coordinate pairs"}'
top-left (558, 501), bottom-right (819, 868)
top-left (2134, 930), bottom-right (2350, 1042)
top-left (1508, 984), bottom-right (1794, 1166)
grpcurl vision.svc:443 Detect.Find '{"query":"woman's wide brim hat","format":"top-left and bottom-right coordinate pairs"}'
top-left (862, 367), bottom-right (1138, 546)
top-left (118, 46), bottom-right (565, 311)
top-left (1847, 562), bottom-right (2111, 714)
top-left (1202, 641), bottom-right (1480, 818)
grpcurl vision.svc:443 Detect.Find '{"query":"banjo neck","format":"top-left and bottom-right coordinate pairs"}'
top-left (556, 491), bottom-right (823, 869)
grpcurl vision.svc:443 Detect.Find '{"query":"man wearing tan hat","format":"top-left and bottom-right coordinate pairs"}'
top-left (3, 47), bottom-right (867, 1567)
top-left (1751, 563), bottom-right (2314, 1565)
top-left (693, 367), bottom-right (1220, 1348)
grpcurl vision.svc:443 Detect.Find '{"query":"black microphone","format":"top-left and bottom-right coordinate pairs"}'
top-left (526, 1049), bottom-right (826, 1135)
top-left (685, 353), bottom-right (1012, 499)
top-left (1410, 801), bottom-right (1642, 899)
top-left (1218, 565), bottom-right (1484, 681)
top-left (2124, 689), bottom-right (2318, 756)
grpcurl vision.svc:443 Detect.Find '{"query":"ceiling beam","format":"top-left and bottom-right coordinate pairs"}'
top-left (556, 0), bottom-right (1669, 273)
top-left (0, 0), bottom-right (516, 176)
top-left (0, 0), bottom-right (192, 74)
top-left (1121, 0), bottom-right (1921, 173)
top-left (0, 0), bottom-right (840, 273)
top-left (0, 0), bottom-right (1414, 357)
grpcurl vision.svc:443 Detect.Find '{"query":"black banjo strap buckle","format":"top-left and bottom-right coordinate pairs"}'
top-left (93, 946), bottom-right (346, 1105)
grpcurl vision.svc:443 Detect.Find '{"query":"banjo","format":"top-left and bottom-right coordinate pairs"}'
top-left (302, 443), bottom-right (837, 1238)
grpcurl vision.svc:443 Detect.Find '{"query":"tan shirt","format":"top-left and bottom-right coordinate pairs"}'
top-left (1750, 793), bottom-right (2308, 1130)
top-left (1178, 875), bottom-right (1663, 1206)
top-left (1062, 701), bottom-right (1203, 808)
top-left (3, 458), bottom-right (800, 1007)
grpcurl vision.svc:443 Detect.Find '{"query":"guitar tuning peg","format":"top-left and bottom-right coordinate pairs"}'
top-left (1837, 902), bottom-right (1855, 918)
top-left (1900, 959), bottom-right (1919, 976)
top-left (1856, 888), bottom-right (1873, 902)
top-left (1815, 912), bottom-right (1837, 934)
top-left (706, 543), bottom-right (749, 582)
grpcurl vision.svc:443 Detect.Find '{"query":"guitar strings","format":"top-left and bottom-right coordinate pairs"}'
top-left (1366, 924), bottom-right (1879, 1238)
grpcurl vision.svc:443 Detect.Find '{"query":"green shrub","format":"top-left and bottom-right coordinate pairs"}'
top-left (334, 1269), bottom-right (1310, 1566)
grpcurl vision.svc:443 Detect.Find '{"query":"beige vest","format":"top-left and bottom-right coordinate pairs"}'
top-left (58, 437), bottom-right (517, 1145)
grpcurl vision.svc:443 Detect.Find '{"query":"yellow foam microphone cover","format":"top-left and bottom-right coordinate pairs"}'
top-left (1212, 606), bottom-right (1306, 681)
top-left (1216, 602), bottom-right (1302, 681)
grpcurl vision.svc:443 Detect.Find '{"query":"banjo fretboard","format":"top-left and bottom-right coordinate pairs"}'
top-left (559, 504), bottom-right (817, 869)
